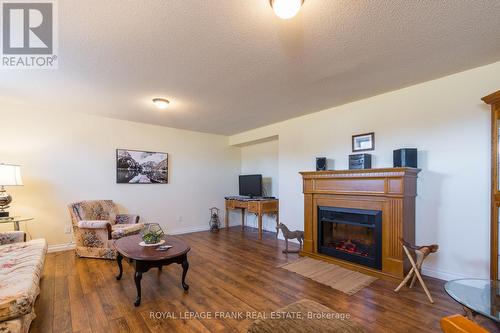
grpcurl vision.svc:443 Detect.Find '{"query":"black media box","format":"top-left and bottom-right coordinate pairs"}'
top-left (393, 148), bottom-right (418, 168)
top-left (349, 154), bottom-right (372, 170)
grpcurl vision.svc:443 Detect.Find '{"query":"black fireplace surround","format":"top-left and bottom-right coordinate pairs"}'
top-left (318, 206), bottom-right (382, 270)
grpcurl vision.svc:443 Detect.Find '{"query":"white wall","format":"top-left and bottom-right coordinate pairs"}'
top-left (0, 108), bottom-right (240, 247)
top-left (240, 139), bottom-right (279, 232)
top-left (2, 61), bottom-right (499, 280)
top-left (230, 61), bottom-right (500, 280)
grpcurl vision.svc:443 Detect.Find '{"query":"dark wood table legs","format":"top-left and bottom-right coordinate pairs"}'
top-left (134, 270), bottom-right (143, 306)
top-left (181, 255), bottom-right (189, 291)
top-left (116, 253), bottom-right (189, 306)
top-left (116, 253), bottom-right (123, 280)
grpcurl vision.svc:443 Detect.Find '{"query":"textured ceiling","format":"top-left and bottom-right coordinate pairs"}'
top-left (2, 0), bottom-right (500, 134)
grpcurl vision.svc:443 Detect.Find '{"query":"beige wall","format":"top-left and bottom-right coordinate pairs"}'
top-left (2, 60), bottom-right (499, 279)
top-left (0, 108), bottom-right (240, 247)
top-left (230, 60), bottom-right (500, 280)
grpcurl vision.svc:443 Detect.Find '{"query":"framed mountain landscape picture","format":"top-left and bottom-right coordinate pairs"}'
top-left (116, 149), bottom-right (168, 184)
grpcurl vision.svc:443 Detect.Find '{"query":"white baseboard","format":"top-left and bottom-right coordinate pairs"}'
top-left (48, 242), bottom-right (75, 253)
top-left (421, 267), bottom-right (470, 281)
top-left (170, 223), bottom-right (278, 234)
top-left (46, 225), bottom-right (221, 253)
top-left (168, 225), bottom-right (212, 235)
top-left (47, 225), bottom-right (219, 251)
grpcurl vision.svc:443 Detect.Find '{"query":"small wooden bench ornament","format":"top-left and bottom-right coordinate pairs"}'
top-left (394, 238), bottom-right (438, 303)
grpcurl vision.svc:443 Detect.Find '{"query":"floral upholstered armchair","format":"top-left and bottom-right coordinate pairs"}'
top-left (68, 200), bottom-right (143, 259)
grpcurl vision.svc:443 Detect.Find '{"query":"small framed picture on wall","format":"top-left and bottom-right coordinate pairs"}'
top-left (352, 132), bottom-right (375, 152)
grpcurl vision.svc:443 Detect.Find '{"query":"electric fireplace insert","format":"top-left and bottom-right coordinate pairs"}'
top-left (318, 206), bottom-right (382, 270)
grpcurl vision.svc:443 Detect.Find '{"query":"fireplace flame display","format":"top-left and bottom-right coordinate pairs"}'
top-left (318, 206), bottom-right (382, 270)
top-left (325, 222), bottom-right (375, 258)
top-left (330, 239), bottom-right (370, 257)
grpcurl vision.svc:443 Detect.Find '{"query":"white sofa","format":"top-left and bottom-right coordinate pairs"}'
top-left (0, 231), bottom-right (47, 333)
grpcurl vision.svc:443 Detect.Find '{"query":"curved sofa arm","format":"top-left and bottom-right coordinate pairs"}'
top-left (0, 231), bottom-right (26, 245)
top-left (77, 220), bottom-right (112, 239)
top-left (77, 220), bottom-right (111, 229)
top-left (116, 214), bottom-right (140, 224)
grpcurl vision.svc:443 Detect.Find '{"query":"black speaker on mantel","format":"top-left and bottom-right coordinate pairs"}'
top-left (349, 154), bottom-right (371, 170)
top-left (393, 148), bottom-right (418, 168)
top-left (316, 157), bottom-right (327, 171)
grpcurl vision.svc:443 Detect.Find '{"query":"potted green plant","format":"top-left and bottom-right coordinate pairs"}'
top-left (140, 223), bottom-right (164, 244)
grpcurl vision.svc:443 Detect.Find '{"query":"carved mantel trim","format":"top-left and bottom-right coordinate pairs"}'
top-left (300, 167), bottom-right (420, 179)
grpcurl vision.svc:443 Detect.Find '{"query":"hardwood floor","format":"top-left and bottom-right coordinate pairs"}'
top-left (30, 227), bottom-right (493, 332)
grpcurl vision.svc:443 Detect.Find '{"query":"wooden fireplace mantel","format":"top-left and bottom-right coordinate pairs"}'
top-left (300, 167), bottom-right (420, 281)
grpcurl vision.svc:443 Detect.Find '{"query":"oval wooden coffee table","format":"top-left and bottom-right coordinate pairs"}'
top-left (114, 234), bottom-right (190, 306)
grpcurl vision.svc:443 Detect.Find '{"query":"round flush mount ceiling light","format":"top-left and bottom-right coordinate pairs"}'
top-left (152, 98), bottom-right (170, 109)
top-left (270, 0), bottom-right (304, 19)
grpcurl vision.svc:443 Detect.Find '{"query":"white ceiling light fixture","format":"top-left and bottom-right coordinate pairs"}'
top-left (152, 98), bottom-right (170, 109)
top-left (270, 0), bottom-right (304, 20)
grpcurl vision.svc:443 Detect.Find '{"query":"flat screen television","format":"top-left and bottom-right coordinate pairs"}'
top-left (239, 174), bottom-right (262, 197)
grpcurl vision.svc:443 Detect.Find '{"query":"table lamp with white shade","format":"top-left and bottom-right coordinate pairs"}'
top-left (0, 164), bottom-right (23, 217)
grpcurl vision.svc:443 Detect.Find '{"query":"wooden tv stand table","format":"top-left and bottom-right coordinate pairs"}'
top-left (225, 197), bottom-right (279, 240)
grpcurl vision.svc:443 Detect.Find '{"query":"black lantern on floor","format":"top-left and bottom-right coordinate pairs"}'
top-left (209, 207), bottom-right (220, 232)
